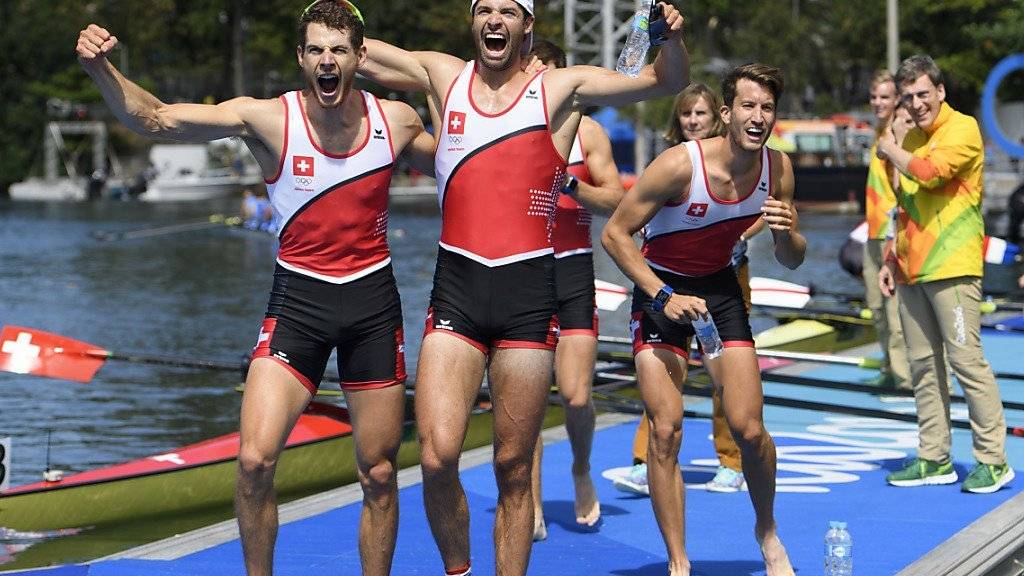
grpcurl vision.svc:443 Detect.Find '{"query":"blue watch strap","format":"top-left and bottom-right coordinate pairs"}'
top-left (651, 284), bottom-right (674, 312)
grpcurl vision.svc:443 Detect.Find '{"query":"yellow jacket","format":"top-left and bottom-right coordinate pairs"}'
top-left (895, 102), bottom-right (985, 284)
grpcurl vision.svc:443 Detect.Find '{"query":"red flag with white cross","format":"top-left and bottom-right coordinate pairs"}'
top-left (448, 111), bottom-right (466, 135)
top-left (293, 156), bottom-right (315, 177)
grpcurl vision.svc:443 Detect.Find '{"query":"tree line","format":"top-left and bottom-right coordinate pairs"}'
top-left (1, 0), bottom-right (1021, 195)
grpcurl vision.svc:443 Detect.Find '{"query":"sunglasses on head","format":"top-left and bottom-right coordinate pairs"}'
top-left (301, 0), bottom-right (364, 24)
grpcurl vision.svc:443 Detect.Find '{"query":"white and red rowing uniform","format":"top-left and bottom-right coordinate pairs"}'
top-left (642, 140), bottom-right (771, 276)
top-left (265, 89), bottom-right (396, 283)
top-left (552, 133), bottom-right (594, 258)
top-left (435, 62), bottom-right (567, 267)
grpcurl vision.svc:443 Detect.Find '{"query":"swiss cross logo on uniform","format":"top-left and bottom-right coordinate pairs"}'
top-left (293, 156), bottom-right (314, 177)
top-left (686, 202), bottom-right (709, 217)
top-left (448, 111), bottom-right (466, 135)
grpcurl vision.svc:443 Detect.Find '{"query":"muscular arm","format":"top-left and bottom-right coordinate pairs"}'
top-left (572, 117), bottom-right (624, 216)
top-left (359, 39), bottom-right (443, 94)
top-left (381, 99), bottom-right (436, 178)
top-left (77, 25), bottom-right (262, 143)
top-left (559, 2), bottom-right (689, 108)
top-left (764, 151), bottom-right (806, 269)
top-left (601, 147), bottom-right (689, 300)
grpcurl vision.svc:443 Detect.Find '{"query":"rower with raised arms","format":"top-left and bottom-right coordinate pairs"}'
top-left (76, 1), bottom-right (434, 574)
top-left (356, 1), bottom-right (688, 574)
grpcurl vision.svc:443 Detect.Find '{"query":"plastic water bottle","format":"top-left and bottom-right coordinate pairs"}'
top-left (824, 521), bottom-right (853, 576)
top-left (691, 315), bottom-right (723, 360)
top-left (615, 8), bottom-right (652, 77)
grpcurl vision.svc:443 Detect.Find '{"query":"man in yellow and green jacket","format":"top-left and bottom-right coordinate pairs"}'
top-left (877, 54), bottom-right (1012, 494)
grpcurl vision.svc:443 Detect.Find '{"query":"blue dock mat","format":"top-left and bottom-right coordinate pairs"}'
top-left (13, 328), bottom-right (1024, 575)
top-left (29, 405), bottom-right (1021, 576)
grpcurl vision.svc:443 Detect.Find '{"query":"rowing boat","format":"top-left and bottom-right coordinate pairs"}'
top-left (0, 395), bottom-right (565, 535)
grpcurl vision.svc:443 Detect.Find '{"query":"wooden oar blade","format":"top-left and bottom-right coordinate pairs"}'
top-left (595, 279), bottom-right (630, 311)
top-left (0, 326), bottom-right (105, 383)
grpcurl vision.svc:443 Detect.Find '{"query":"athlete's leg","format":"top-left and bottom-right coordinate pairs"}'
top-left (236, 358), bottom-right (313, 576)
top-left (635, 347), bottom-right (689, 576)
top-left (530, 438), bottom-right (547, 540)
top-left (707, 347), bottom-right (794, 576)
top-left (346, 384), bottom-right (406, 576)
top-left (415, 332), bottom-right (488, 573)
top-left (488, 347), bottom-right (555, 576)
top-left (554, 333), bottom-right (600, 525)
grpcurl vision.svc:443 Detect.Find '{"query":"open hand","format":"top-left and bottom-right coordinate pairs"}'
top-left (77, 24), bottom-right (118, 66)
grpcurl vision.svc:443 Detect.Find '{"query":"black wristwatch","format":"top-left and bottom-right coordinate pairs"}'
top-left (650, 285), bottom-right (674, 312)
top-left (561, 174), bottom-right (579, 196)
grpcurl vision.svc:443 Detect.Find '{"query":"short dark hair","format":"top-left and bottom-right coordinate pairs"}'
top-left (298, 0), bottom-right (365, 50)
top-left (721, 63), bottom-right (784, 108)
top-left (895, 54), bottom-right (943, 88)
top-left (530, 39), bottom-right (566, 69)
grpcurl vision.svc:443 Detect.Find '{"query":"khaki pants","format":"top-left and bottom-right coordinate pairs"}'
top-left (863, 239), bottom-right (910, 383)
top-left (897, 276), bottom-right (1007, 465)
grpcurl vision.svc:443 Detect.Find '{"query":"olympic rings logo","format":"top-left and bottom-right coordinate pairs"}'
top-left (294, 176), bottom-right (314, 186)
top-left (982, 54), bottom-right (1024, 159)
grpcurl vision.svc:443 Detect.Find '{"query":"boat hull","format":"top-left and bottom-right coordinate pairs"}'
top-left (0, 401), bottom-right (563, 533)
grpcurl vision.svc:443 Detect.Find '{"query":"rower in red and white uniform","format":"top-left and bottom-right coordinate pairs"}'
top-left (76, 3), bottom-right (435, 574)
top-left (525, 40), bottom-right (625, 541)
top-left (603, 63), bottom-right (805, 576)
top-left (357, 1), bottom-right (689, 573)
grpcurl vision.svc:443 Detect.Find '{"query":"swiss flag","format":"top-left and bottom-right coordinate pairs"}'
top-left (293, 156), bottom-right (315, 177)
top-left (448, 111), bottom-right (466, 135)
top-left (686, 202), bottom-right (709, 218)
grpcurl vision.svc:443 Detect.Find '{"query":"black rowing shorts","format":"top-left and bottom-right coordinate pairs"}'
top-left (555, 253), bottom-right (598, 336)
top-left (424, 247), bottom-right (558, 353)
top-left (252, 263), bottom-right (405, 393)
top-left (630, 264), bottom-right (753, 357)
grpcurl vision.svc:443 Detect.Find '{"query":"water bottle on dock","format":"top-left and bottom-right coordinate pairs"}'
top-left (824, 520), bottom-right (853, 576)
top-left (691, 314), bottom-right (723, 360)
top-left (615, 1), bottom-right (668, 77)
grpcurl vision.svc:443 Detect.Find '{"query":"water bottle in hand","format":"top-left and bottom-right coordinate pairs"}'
top-left (615, 1), bottom-right (666, 77)
top-left (691, 314), bottom-right (723, 360)
top-left (824, 521), bottom-right (853, 576)
top-left (615, 8), bottom-right (650, 77)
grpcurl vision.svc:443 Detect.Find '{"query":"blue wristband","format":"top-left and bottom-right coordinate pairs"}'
top-left (650, 284), bottom-right (674, 312)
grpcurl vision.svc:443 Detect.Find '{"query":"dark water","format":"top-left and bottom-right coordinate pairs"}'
top-left (0, 196), bottom-right (1020, 568)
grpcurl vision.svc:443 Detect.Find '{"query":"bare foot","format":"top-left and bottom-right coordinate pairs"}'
top-left (573, 472), bottom-right (601, 526)
top-left (757, 529), bottom-right (795, 576)
top-left (667, 558), bottom-right (691, 576)
top-left (533, 513), bottom-right (547, 541)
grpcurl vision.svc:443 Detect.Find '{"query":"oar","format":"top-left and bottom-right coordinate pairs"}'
top-left (590, 370), bottom-right (1024, 438)
top-left (596, 276), bottom-right (819, 311)
top-left (0, 325), bottom-right (244, 383)
top-left (597, 334), bottom-right (880, 368)
top-left (91, 214), bottom-right (242, 242)
top-left (596, 334), bottom-right (1024, 381)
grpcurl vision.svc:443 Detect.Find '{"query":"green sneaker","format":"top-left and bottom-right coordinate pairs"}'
top-left (961, 463), bottom-right (1015, 494)
top-left (886, 458), bottom-right (958, 487)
